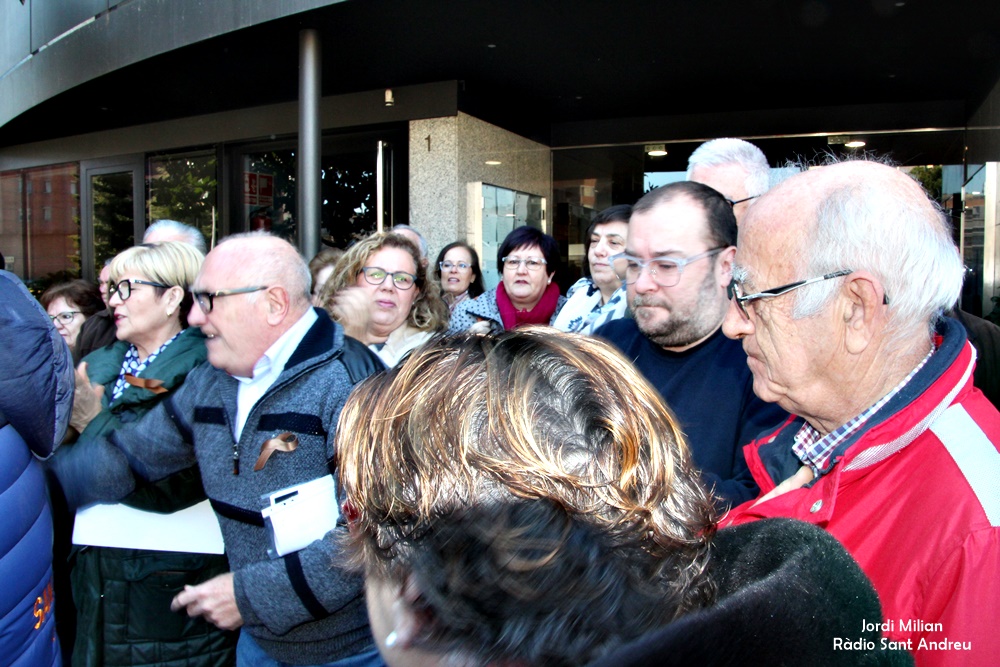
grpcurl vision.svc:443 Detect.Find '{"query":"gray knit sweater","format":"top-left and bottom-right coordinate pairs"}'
top-left (51, 312), bottom-right (384, 665)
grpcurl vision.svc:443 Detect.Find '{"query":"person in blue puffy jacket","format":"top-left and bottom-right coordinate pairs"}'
top-left (0, 269), bottom-right (74, 667)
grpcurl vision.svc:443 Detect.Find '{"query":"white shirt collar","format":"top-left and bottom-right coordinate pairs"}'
top-left (232, 308), bottom-right (318, 441)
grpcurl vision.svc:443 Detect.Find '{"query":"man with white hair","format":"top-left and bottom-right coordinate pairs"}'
top-left (722, 159), bottom-right (999, 664)
top-left (687, 138), bottom-right (770, 224)
top-left (145, 218), bottom-right (208, 253)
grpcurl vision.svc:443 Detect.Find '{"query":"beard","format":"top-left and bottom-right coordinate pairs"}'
top-left (631, 269), bottom-right (726, 348)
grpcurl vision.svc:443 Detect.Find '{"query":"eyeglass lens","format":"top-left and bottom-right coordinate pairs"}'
top-left (612, 257), bottom-right (683, 287)
top-left (503, 257), bottom-right (545, 271)
top-left (51, 311), bottom-right (79, 323)
top-left (362, 267), bottom-right (415, 289)
top-left (440, 261), bottom-right (470, 271)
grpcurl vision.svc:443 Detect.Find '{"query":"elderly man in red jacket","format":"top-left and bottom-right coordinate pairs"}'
top-left (722, 158), bottom-right (1000, 667)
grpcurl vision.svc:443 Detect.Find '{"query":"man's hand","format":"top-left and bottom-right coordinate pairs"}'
top-left (170, 572), bottom-right (244, 631)
top-left (753, 465), bottom-right (814, 506)
top-left (70, 362), bottom-right (104, 433)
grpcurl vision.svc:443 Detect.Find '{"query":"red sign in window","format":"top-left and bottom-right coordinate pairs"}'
top-left (244, 172), bottom-right (274, 206)
top-left (244, 172), bottom-right (258, 205)
top-left (258, 174), bottom-right (273, 206)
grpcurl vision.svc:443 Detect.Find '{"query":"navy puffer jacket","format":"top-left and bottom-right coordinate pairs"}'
top-left (0, 270), bottom-right (73, 667)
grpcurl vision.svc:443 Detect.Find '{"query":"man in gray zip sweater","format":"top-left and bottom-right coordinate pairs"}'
top-left (51, 233), bottom-right (386, 666)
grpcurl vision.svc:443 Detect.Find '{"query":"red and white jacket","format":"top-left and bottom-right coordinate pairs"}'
top-left (724, 318), bottom-right (1000, 667)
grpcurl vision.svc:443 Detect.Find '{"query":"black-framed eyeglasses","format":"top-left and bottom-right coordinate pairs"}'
top-left (611, 247), bottom-right (724, 287)
top-left (439, 261), bottom-right (471, 272)
top-left (725, 194), bottom-right (761, 208)
top-left (191, 286), bottom-right (269, 314)
top-left (110, 278), bottom-right (170, 301)
top-left (359, 267), bottom-right (417, 290)
top-left (49, 311), bottom-right (81, 324)
top-left (728, 269), bottom-right (853, 319)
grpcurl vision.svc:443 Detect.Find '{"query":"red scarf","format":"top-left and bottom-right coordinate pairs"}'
top-left (496, 282), bottom-right (561, 330)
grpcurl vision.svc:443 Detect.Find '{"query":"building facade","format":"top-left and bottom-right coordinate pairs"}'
top-left (3, 0), bottom-right (1000, 311)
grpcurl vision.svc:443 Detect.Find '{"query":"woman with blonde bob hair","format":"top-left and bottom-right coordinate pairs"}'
top-left (336, 329), bottom-right (903, 667)
top-left (319, 232), bottom-right (448, 367)
top-left (53, 240), bottom-right (236, 665)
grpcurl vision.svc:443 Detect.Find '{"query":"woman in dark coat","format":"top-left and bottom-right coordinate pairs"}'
top-left (55, 242), bottom-right (236, 667)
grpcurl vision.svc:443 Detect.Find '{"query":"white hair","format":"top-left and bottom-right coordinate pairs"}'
top-left (687, 138), bottom-right (771, 198)
top-left (391, 224), bottom-right (428, 258)
top-left (144, 219), bottom-right (208, 254)
top-left (792, 176), bottom-right (964, 342)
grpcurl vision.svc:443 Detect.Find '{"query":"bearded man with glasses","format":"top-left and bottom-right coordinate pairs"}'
top-left (721, 158), bottom-right (1000, 665)
top-left (595, 181), bottom-right (787, 511)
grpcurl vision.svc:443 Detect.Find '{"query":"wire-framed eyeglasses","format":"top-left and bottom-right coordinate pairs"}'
top-left (439, 261), bottom-right (471, 272)
top-left (110, 278), bottom-right (170, 301)
top-left (727, 269), bottom-right (853, 319)
top-left (359, 267), bottom-right (417, 290)
top-left (611, 248), bottom-right (724, 287)
top-left (191, 286), bottom-right (268, 313)
top-left (501, 257), bottom-right (547, 272)
top-left (50, 311), bottom-right (81, 324)
top-left (725, 194), bottom-right (761, 208)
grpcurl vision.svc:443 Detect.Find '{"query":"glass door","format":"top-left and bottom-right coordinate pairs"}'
top-left (80, 155), bottom-right (145, 280)
top-left (231, 127), bottom-right (406, 252)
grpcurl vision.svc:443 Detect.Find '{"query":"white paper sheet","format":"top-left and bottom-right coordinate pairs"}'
top-left (73, 499), bottom-right (225, 554)
top-left (261, 474), bottom-right (339, 558)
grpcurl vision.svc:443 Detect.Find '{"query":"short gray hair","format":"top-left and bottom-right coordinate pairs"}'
top-left (144, 219), bottom-right (208, 254)
top-left (687, 138), bottom-right (771, 198)
top-left (792, 169), bottom-right (964, 342)
top-left (391, 224), bottom-right (428, 258)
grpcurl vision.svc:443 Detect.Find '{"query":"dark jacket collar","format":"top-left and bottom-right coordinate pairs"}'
top-left (285, 308), bottom-right (341, 371)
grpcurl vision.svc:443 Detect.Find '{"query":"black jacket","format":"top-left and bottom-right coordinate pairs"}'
top-left (587, 519), bottom-right (913, 667)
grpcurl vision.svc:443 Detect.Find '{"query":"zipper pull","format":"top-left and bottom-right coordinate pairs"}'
top-left (232, 443), bottom-right (240, 475)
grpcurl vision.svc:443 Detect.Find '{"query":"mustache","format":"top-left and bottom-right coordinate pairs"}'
top-left (631, 295), bottom-right (669, 309)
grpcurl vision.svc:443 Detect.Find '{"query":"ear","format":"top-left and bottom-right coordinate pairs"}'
top-left (841, 271), bottom-right (886, 355)
top-left (385, 573), bottom-right (427, 649)
top-left (264, 286), bottom-right (292, 326)
top-left (716, 246), bottom-right (736, 289)
top-left (163, 285), bottom-right (184, 315)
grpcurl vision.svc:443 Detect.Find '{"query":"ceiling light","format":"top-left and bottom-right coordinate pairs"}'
top-left (384, 89), bottom-right (394, 107)
top-left (485, 160), bottom-right (502, 166)
top-left (828, 135), bottom-right (865, 148)
top-left (645, 143), bottom-right (667, 157)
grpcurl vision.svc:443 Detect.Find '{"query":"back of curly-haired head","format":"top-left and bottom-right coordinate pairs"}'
top-left (336, 328), bottom-right (717, 665)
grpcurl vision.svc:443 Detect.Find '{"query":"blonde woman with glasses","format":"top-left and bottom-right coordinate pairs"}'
top-left (49, 241), bottom-right (236, 666)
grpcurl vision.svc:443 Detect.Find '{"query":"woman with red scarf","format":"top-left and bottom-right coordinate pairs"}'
top-left (448, 227), bottom-right (566, 334)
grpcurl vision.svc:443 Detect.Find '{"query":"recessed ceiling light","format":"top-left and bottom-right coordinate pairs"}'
top-left (485, 160), bottom-right (502, 166)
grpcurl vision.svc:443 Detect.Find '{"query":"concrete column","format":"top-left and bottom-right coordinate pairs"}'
top-left (298, 28), bottom-right (321, 260)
